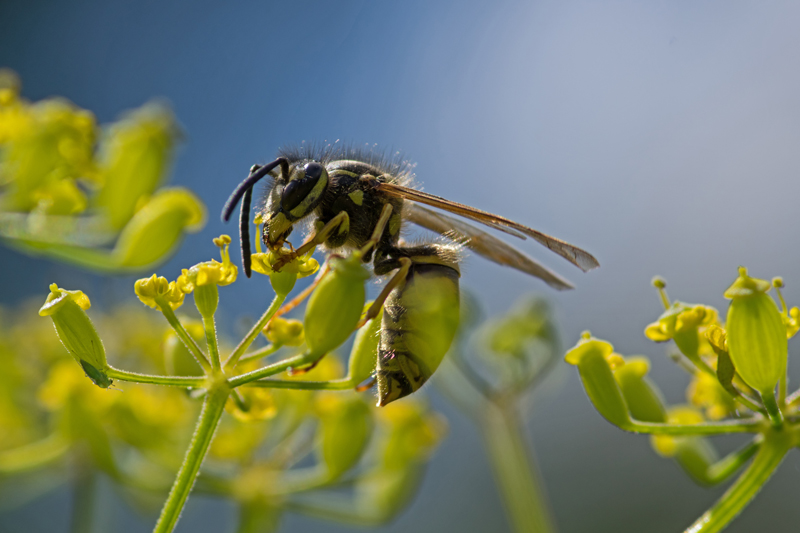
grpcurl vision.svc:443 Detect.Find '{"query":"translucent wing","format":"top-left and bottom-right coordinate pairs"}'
top-left (376, 181), bottom-right (599, 272)
top-left (405, 204), bottom-right (576, 291)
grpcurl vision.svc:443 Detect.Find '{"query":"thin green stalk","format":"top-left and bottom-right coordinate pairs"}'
top-left (236, 343), bottom-right (282, 365)
top-left (202, 312), bottom-right (221, 372)
top-left (779, 372), bottom-right (787, 405)
top-left (0, 433), bottom-right (68, 473)
top-left (153, 385), bottom-right (229, 533)
top-left (107, 367), bottom-right (207, 388)
top-left (228, 352), bottom-right (316, 388)
top-left (70, 462), bottom-right (96, 533)
top-left (733, 394), bottom-right (764, 415)
top-left (703, 437), bottom-right (762, 485)
top-left (481, 401), bottom-right (556, 533)
top-left (243, 378), bottom-right (354, 390)
top-left (225, 293), bottom-right (285, 369)
top-left (157, 300), bottom-right (211, 372)
top-left (685, 430), bottom-right (791, 533)
top-left (760, 389), bottom-right (784, 429)
top-left (627, 419), bottom-right (764, 436)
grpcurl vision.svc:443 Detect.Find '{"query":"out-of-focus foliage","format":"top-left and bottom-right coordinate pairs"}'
top-left (0, 69), bottom-right (205, 272)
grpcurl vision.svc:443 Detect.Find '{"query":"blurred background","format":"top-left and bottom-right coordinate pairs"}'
top-left (2, 1), bottom-right (800, 531)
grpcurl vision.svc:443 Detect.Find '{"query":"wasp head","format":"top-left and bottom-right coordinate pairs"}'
top-left (264, 161), bottom-right (329, 249)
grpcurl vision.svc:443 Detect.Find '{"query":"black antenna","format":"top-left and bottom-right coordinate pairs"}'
top-left (221, 157), bottom-right (289, 277)
top-left (239, 186), bottom-right (253, 277)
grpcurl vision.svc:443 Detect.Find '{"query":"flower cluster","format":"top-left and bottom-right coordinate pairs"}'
top-left (0, 69), bottom-right (205, 272)
top-left (566, 268), bottom-right (800, 533)
top-left (20, 234), bottom-right (448, 533)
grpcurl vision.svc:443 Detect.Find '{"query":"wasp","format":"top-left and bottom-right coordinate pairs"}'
top-left (222, 145), bottom-right (598, 405)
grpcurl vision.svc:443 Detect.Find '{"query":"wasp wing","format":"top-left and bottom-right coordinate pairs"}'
top-left (375, 182), bottom-right (599, 272)
top-left (405, 204), bottom-right (575, 290)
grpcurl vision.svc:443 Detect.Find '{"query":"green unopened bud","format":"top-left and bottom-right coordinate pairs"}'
top-left (263, 317), bottom-right (304, 346)
top-left (39, 284), bottom-right (110, 388)
top-left (347, 303), bottom-right (382, 385)
top-left (304, 255), bottom-right (369, 358)
top-left (565, 332), bottom-right (631, 429)
top-left (316, 393), bottom-right (372, 479)
top-left (613, 357), bottom-right (667, 423)
top-left (724, 267), bottom-right (787, 395)
top-left (112, 188), bottom-right (206, 269)
top-left (96, 102), bottom-right (178, 230)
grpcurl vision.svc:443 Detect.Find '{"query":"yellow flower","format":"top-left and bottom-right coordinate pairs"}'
top-left (687, 371), bottom-right (736, 420)
top-left (134, 274), bottom-right (185, 310)
top-left (644, 303), bottom-right (717, 342)
top-left (176, 235), bottom-right (238, 292)
top-left (650, 406), bottom-right (705, 457)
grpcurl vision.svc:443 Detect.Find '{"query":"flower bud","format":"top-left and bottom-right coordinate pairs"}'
top-left (613, 357), bottom-right (667, 423)
top-left (724, 267), bottom-right (787, 395)
top-left (262, 317), bottom-right (305, 346)
top-left (315, 393), bottom-right (372, 479)
top-left (96, 102), bottom-right (179, 230)
top-left (39, 284), bottom-right (111, 388)
top-left (347, 303), bottom-right (382, 385)
top-left (112, 188), bottom-right (206, 269)
top-left (134, 274), bottom-right (185, 310)
top-left (304, 255), bottom-right (370, 358)
top-left (565, 332), bottom-right (631, 429)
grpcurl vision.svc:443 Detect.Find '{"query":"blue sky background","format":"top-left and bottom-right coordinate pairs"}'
top-left (3, 1), bottom-right (800, 532)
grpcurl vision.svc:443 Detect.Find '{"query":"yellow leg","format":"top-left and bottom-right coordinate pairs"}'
top-left (273, 260), bottom-right (334, 319)
top-left (272, 211), bottom-right (349, 271)
top-left (358, 203), bottom-right (394, 256)
top-left (356, 257), bottom-right (412, 329)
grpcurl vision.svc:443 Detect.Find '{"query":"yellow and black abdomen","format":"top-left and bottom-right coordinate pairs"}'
top-left (376, 255), bottom-right (461, 406)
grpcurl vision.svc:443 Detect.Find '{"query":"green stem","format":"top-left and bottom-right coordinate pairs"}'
top-left (70, 461), bottom-right (96, 533)
top-left (703, 437), bottom-right (762, 485)
top-left (236, 343), bottom-right (282, 365)
top-left (107, 367), bottom-right (207, 388)
top-left (628, 419), bottom-right (764, 436)
top-left (761, 389), bottom-right (784, 429)
top-left (225, 293), bottom-right (285, 370)
top-left (228, 352), bottom-right (316, 388)
top-left (685, 430), bottom-right (791, 533)
top-left (153, 385), bottom-right (229, 533)
top-left (158, 300), bottom-right (211, 372)
top-left (202, 312), bottom-right (221, 372)
top-left (243, 378), bottom-right (354, 390)
top-left (0, 433), bottom-right (68, 473)
top-left (481, 401), bottom-right (556, 533)
top-left (779, 373), bottom-right (787, 405)
top-left (733, 394), bottom-right (764, 415)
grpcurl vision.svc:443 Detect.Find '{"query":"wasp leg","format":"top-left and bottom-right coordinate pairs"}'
top-left (357, 203), bottom-right (394, 259)
top-left (356, 257), bottom-right (412, 329)
top-left (273, 259), bottom-right (334, 319)
top-left (355, 376), bottom-right (377, 392)
top-left (272, 211), bottom-right (350, 271)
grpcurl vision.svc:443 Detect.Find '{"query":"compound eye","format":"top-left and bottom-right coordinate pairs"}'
top-left (281, 164), bottom-right (324, 212)
top-left (304, 162), bottom-right (324, 180)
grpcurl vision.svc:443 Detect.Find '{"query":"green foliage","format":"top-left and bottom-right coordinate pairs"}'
top-left (0, 69), bottom-right (205, 272)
